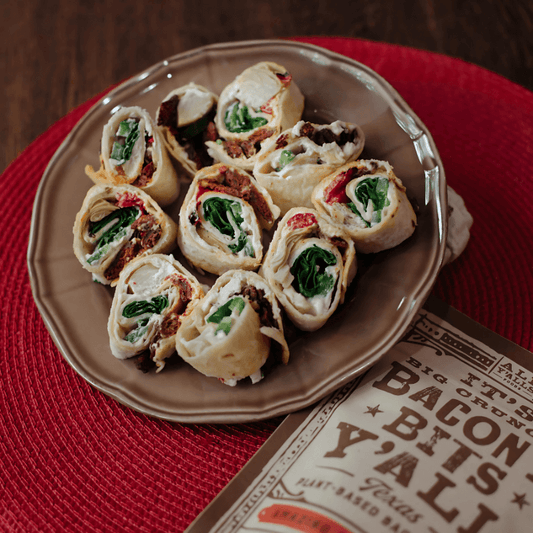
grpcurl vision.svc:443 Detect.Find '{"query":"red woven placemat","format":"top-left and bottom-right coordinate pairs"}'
top-left (1, 37), bottom-right (532, 532)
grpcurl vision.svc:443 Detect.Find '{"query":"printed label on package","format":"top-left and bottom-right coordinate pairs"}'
top-left (209, 310), bottom-right (533, 533)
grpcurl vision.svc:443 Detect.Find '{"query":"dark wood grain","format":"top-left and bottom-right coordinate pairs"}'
top-left (2, 0), bottom-right (533, 174)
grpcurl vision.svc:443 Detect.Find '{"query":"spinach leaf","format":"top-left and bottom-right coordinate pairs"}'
top-left (122, 295), bottom-right (169, 318)
top-left (275, 149), bottom-right (295, 171)
top-left (228, 231), bottom-right (254, 256)
top-left (110, 119), bottom-right (141, 164)
top-left (110, 142), bottom-right (125, 162)
top-left (224, 102), bottom-right (267, 133)
top-left (203, 197), bottom-right (242, 236)
top-left (124, 318), bottom-right (150, 343)
top-left (206, 297), bottom-right (246, 335)
top-left (347, 202), bottom-right (371, 228)
top-left (202, 197), bottom-right (254, 257)
top-left (117, 119), bottom-right (137, 137)
top-left (90, 206), bottom-right (139, 238)
top-left (122, 297), bottom-right (169, 344)
top-left (348, 177), bottom-right (390, 225)
top-left (290, 245), bottom-right (337, 299)
top-left (87, 207), bottom-right (140, 265)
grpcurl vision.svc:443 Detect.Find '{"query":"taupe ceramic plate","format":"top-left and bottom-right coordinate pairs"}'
top-left (28, 40), bottom-right (447, 423)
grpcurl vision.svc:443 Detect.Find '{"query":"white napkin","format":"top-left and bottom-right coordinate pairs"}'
top-left (444, 186), bottom-right (473, 264)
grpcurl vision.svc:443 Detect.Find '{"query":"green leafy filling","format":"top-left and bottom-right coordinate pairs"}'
top-left (124, 318), bottom-right (150, 343)
top-left (347, 177), bottom-right (390, 227)
top-left (123, 295), bottom-right (169, 344)
top-left (87, 207), bottom-right (140, 265)
top-left (206, 297), bottom-right (246, 335)
top-left (224, 102), bottom-right (267, 133)
top-left (275, 150), bottom-right (295, 171)
top-left (290, 245), bottom-right (337, 299)
top-left (202, 197), bottom-right (254, 257)
top-left (122, 295), bottom-right (169, 318)
top-left (110, 119), bottom-right (140, 164)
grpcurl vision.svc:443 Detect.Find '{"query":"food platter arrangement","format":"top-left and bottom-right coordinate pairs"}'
top-left (28, 41), bottom-right (447, 422)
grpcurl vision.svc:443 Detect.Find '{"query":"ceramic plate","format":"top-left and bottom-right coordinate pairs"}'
top-left (28, 40), bottom-right (447, 423)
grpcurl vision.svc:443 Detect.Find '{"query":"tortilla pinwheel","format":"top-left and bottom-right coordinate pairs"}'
top-left (73, 184), bottom-right (177, 286)
top-left (177, 163), bottom-right (280, 275)
top-left (108, 254), bottom-right (204, 372)
top-left (205, 61), bottom-right (304, 171)
top-left (156, 83), bottom-right (219, 178)
top-left (260, 207), bottom-right (356, 331)
top-left (175, 269), bottom-right (289, 386)
top-left (312, 159), bottom-right (417, 253)
top-left (85, 106), bottom-right (180, 206)
top-left (253, 120), bottom-right (365, 214)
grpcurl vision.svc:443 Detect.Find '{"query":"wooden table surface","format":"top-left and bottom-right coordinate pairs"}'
top-left (2, 0), bottom-right (532, 175)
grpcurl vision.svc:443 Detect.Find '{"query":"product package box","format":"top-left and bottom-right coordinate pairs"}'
top-left (187, 296), bottom-right (533, 533)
